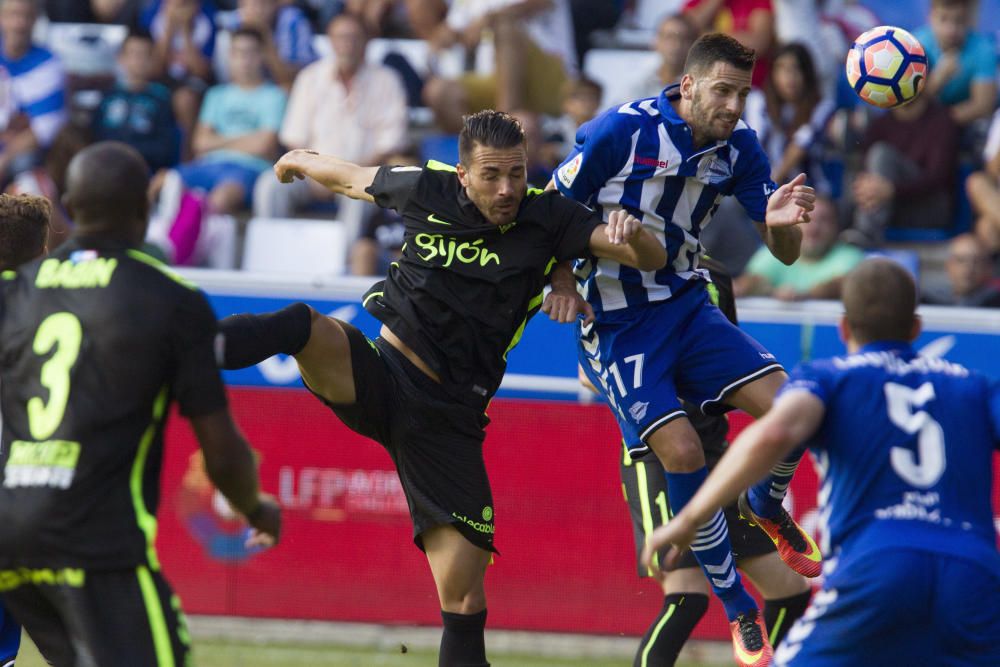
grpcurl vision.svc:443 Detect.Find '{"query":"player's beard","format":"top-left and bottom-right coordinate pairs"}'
top-left (691, 90), bottom-right (739, 142)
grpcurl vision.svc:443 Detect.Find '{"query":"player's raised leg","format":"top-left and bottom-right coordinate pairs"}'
top-left (647, 420), bottom-right (771, 667)
top-left (218, 303), bottom-right (360, 404)
top-left (727, 374), bottom-right (821, 578)
top-left (423, 525), bottom-right (492, 667)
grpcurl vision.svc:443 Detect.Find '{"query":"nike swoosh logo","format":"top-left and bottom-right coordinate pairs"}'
top-left (427, 213), bottom-right (453, 226)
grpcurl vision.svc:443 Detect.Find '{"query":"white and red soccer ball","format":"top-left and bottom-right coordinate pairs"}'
top-left (846, 25), bottom-right (928, 109)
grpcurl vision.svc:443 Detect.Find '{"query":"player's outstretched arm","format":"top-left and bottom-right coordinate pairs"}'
top-left (589, 210), bottom-right (667, 272)
top-left (541, 261), bottom-right (594, 325)
top-left (192, 410), bottom-right (282, 546)
top-left (273, 149), bottom-right (379, 202)
top-left (640, 389), bottom-right (824, 577)
top-left (760, 173), bottom-right (815, 265)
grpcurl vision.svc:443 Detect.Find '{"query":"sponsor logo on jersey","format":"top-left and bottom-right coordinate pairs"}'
top-left (557, 153), bottom-right (583, 188)
top-left (452, 511), bottom-right (495, 534)
top-left (4, 439), bottom-right (80, 489)
top-left (427, 213), bottom-right (453, 226)
top-left (633, 155), bottom-right (671, 170)
top-left (413, 233), bottom-right (500, 268)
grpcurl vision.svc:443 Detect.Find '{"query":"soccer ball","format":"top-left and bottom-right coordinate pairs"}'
top-left (846, 26), bottom-right (928, 109)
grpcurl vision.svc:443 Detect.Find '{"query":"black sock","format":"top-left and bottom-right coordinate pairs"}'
top-left (217, 302), bottom-right (312, 370)
top-left (633, 593), bottom-right (709, 667)
top-left (764, 590), bottom-right (812, 648)
top-left (439, 609), bottom-right (489, 667)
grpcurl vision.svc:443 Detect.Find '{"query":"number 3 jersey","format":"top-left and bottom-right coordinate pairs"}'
top-left (780, 341), bottom-right (1000, 571)
top-left (0, 238), bottom-right (227, 570)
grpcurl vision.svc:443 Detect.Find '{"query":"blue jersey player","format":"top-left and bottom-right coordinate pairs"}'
top-left (641, 258), bottom-right (1000, 666)
top-left (547, 33), bottom-right (818, 665)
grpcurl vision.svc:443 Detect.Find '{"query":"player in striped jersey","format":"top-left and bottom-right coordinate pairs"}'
top-left (547, 33), bottom-right (818, 666)
top-left (641, 258), bottom-right (1000, 666)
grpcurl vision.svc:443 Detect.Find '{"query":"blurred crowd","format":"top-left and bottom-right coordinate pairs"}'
top-left (2, 0), bottom-right (1000, 308)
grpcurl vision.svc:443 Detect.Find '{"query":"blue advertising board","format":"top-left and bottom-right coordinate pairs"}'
top-left (190, 271), bottom-right (1000, 401)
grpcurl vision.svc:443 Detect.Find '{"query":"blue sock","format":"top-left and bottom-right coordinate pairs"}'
top-left (665, 468), bottom-right (757, 621)
top-left (747, 445), bottom-right (807, 519)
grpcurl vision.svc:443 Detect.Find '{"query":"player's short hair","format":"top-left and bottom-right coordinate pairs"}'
top-left (0, 0), bottom-right (38, 11)
top-left (931, 0), bottom-right (972, 10)
top-left (842, 258), bottom-right (917, 344)
top-left (232, 25), bottom-right (265, 46)
top-left (683, 33), bottom-right (756, 76)
top-left (120, 29), bottom-right (154, 51)
top-left (0, 193), bottom-right (51, 271)
top-left (458, 110), bottom-right (526, 166)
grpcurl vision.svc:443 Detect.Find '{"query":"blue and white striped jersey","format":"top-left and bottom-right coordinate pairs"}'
top-left (554, 84), bottom-right (776, 314)
top-left (0, 45), bottom-right (65, 148)
top-left (781, 341), bottom-right (1000, 570)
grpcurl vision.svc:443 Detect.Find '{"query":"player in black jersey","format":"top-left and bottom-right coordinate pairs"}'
top-left (612, 258), bottom-right (811, 667)
top-left (0, 142), bottom-right (281, 667)
top-left (0, 194), bottom-right (52, 667)
top-left (218, 110), bottom-right (667, 667)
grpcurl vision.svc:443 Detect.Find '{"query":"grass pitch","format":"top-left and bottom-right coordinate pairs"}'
top-left (15, 634), bottom-right (730, 666)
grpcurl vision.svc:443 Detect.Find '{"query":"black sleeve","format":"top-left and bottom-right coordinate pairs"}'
top-left (364, 165), bottom-right (423, 212)
top-left (548, 193), bottom-right (603, 262)
top-left (170, 287), bottom-right (228, 418)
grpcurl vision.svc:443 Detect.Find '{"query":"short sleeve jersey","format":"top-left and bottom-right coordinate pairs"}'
top-left (0, 238), bottom-right (227, 570)
top-left (553, 84), bottom-right (776, 314)
top-left (364, 162), bottom-right (602, 409)
top-left (780, 342), bottom-right (1000, 571)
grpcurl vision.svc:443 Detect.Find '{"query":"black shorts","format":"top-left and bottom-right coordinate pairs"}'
top-left (0, 564), bottom-right (190, 667)
top-left (621, 448), bottom-right (775, 577)
top-left (318, 323), bottom-right (496, 553)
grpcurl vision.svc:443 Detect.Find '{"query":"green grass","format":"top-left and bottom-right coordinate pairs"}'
top-left (14, 635), bottom-right (728, 666)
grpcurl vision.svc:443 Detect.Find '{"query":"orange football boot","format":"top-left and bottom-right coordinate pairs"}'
top-left (739, 490), bottom-right (822, 578)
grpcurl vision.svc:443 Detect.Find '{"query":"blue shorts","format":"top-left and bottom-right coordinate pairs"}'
top-left (0, 602), bottom-right (19, 663)
top-left (775, 549), bottom-right (1000, 666)
top-left (578, 282), bottom-right (781, 456)
top-left (176, 160), bottom-right (262, 207)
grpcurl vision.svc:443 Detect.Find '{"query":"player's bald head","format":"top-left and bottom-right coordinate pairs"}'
top-left (842, 258), bottom-right (918, 345)
top-left (64, 141), bottom-right (149, 241)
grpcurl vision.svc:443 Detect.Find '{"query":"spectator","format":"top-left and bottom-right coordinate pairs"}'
top-left (253, 13), bottom-right (406, 218)
top-left (349, 148), bottom-right (417, 276)
top-left (683, 0), bottom-right (774, 88)
top-left (743, 42), bottom-right (835, 190)
top-left (735, 195), bottom-right (863, 300)
top-left (627, 12), bottom-right (698, 100)
top-left (914, 0), bottom-right (997, 127)
top-left (922, 233), bottom-right (1000, 307)
top-left (423, 0), bottom-right (577, 133)
top-left (542, 76), bottom-right (601, 168)
top-left (141, 0), bottom-right (216, 156)
top-left (216, 0), bottom-right (316, 88)
top-left (510, 108), bottom-right (551, 187)
top-left (843, 93), bottom-right (959, 248)
top-left (342, 0), bottom-right (448, 40)
top-left (567, 0), bottom-right (625, 67)
top-left (44, 0), bottom-right (143, 24)
top-left (167, 26), bottom-right (286, 217)
top-left (93, 32), bottom-right (180, 173)
top-left (6, 124), bottom-right (89, 253)
top-left (966, 109), bottom-right (1000, 255)
top-left (0, 0), bottom-right (66, 181)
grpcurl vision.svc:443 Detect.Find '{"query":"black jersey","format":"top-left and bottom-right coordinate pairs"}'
top-left (364, 162), bottom-right (602, 410)
top-left (0, 238), bottom-right (227, 570)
